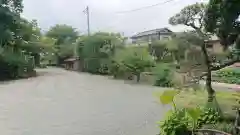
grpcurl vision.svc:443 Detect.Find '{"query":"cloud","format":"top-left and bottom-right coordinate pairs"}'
top-left (22, 0), bottom-right (206, 36)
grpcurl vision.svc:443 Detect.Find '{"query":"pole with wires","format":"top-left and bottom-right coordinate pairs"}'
top-left (83, 6), bottom-right (90, 36)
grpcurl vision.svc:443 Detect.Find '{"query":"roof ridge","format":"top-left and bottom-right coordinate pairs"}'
top-left (131, 27), bottom-right (172, 38)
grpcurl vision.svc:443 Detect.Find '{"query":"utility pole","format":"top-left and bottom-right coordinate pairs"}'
top-left (83, 6), bottom-right (90, 36)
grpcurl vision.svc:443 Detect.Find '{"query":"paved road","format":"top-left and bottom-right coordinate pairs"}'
top-left (0, 68), bottom-right (167, 135)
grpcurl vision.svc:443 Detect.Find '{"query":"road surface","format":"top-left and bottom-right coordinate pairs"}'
top-left (0, 68), bottom-right (167, 135)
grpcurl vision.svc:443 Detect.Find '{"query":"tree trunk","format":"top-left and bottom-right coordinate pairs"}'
top-left (201, 43), bottom-right (215, 102)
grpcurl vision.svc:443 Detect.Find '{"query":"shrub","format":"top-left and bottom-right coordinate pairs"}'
top-left (159, 109), bottom-right (191, 135)
top-left (197, 108), bottom-right (221, 128)
top-left (0, 50), bottom-right (35, 80)
top-left (154, 63), bottom-right (174, 87)
top-left (158, 90), bottom-right (226, 135)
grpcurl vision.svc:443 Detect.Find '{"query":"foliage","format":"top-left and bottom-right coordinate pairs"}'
top-left (153, 63), bottom-right (174, 87)
top-left (169, 3), bottom-right (206, 35)
top-left (197, 108), bottom-right (221, 128)
top-left (213, 67), bottom-right (240, 84)
top-left (0, 0), bottom-right (43, 79)
top-left (112, 47), bottom-right (155, 81)
top-left (150, 37), bottom-right (189, 63)
top-left (169, 2), bottom-right (219, 102)
top-left (0, 48), bottom-right (34, 79)
top-left (158, 90), bottom-right (223, 135)
top-left (46, 24), bottom-right (78, 45)
top-left (79, 32), bottom-right (124, 74)
top-left (205, 0), bottom-right (240, 50)
top-left (159, 90), bottom-right (178, 106)
top-left (159, 109), bottom-right (191, 135)
top-left (0, 0), bottom-right (23, 46)
top-left (202, 122), bottom-right (234, 135)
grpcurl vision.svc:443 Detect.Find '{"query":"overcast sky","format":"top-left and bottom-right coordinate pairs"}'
top-left (22, 0), bottom-right (207, 36)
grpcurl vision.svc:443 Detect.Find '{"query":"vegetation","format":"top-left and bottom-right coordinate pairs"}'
top-left (112, 47), bottom-right (155, 82)
top-left (213, 67), bottom-right (240, 84)
top-left (157, 90), bottom-right (238, 135)
top-left (0, 0), bottom-right (45, 79)
top-left (46, 24), bottom-right (79, 66)
top-left (77, 32), bottom-right (124, 74)
top-left (153, 63), bottom-right (174, 87)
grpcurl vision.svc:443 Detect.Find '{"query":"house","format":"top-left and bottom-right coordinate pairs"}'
top-left (64, 57), bottom-right (83, 71)
top-left (131, 28), bottom-right (173, 44)
top-left (205, 35), bottom-right (224, 53)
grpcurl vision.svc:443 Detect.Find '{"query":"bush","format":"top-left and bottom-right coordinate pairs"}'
top-left (159, 109), bottom-right (191, 135)
top-left (0, 50), bottom-right (35, 80)
top-left (213, 67), bottom-right (240, 84)
top-left (197, 108), bottom-right (221, 128)
top-left (158, 90), bottom-right (226, 135)
top-left (154, 63), bottom-right (174, 87)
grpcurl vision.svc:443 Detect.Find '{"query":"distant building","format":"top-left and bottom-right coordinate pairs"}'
top-left (205, 35), bottom-right (223, 53)
top-left (131, 28), bottom-right (173, 44)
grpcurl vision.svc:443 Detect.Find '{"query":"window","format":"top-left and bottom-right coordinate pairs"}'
top-left (206, 43), bottom-right (213, 48)
top-left (161, 36), bottom-right (170, 40)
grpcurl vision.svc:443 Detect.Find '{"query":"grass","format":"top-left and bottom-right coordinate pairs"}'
top-left (174, 90), bottom-right (239, 117)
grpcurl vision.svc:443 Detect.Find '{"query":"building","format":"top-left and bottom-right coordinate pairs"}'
top-left (205, 35), bottom-right (223, 53)
top-left (131, 28), bottom-right (173, 44)
top-left (64, 57), bottom-right (83, 71)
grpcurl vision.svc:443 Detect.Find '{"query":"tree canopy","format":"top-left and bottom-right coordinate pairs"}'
top-left (205, 0), bottom-right (240, 50)
top-left (46, 24), bottom-right (79, 45)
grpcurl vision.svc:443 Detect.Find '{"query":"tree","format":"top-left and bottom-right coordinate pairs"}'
top-left (113, 47), bottom-right (155, 82)
top-left (205, 0), bottom-right (240, 57)
top-left (0, 0), bottom-right (23, 46)
top-left (78, 32), bottom-right (123, 74)
top-left (169, 3), bottom-right (216, 102)
top-left (46, 24), bottom-right (79, 66)
top-left (150, 37), bottom-right (190, 64)
top-left (0, 0), bottom-right (40, 79)
top-left (46, 24), bottom-right (78, 45)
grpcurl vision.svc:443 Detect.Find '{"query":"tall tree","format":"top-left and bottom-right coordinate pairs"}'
top-left (0, 0), bottom-right (23, 46)
top-left (169, 3), bottom-right (216, 102)
top-left (46, 24), bottom-right (78, 45)
top-left (205, 0), bottom-right (240, 57)
top-left (46, 24), bottom-right (79, 65)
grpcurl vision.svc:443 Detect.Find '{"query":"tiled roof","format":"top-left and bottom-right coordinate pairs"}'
top-left (131, 28), bottom-right (172, 38)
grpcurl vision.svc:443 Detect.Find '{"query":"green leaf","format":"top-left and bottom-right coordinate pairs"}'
top-left (160, 90), bottom-right (178, 105)
top-left (186, 107), bottom-right (202, 121)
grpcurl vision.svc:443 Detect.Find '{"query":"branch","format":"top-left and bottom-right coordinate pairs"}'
top-left (211, 59), bottom-right (240, 71)
top-left (199, 58), bottom-right (240, 78)
top-left (185, 23), bottom-right (199, 30)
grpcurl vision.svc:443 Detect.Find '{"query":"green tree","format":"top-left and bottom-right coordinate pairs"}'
top-left (169, 3), bottom-right (217, 102)
top-left (205, 0), bottom-right (240, 59)
top-left (79, 32), bottom-right (123, 74)
top-left (0, 0), bottom-right (23, 46)
top-left (0, 0), bottom-right (41, 79)
top-left (150, 37), bottom-right (190, 63)
top-left (46, 24), bottom-right (79, 65)
top-left (46, 24), bottom-right (78, 45)
top-left (113, 47), bottom-right (155, 82)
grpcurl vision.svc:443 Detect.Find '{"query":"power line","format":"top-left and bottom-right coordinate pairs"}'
top-left (116, 0), bottom-right (175, 14)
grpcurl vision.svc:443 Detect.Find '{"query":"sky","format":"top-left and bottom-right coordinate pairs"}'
top-left (22, 0), bottom-right (207, 36)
